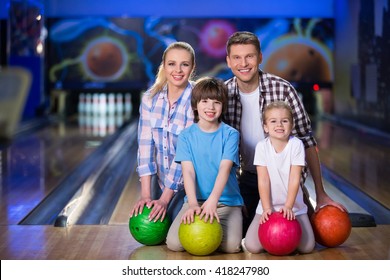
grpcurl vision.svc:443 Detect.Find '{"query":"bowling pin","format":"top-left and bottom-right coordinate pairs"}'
top-left (116, 113), bottom-right (124, 128)
top-left (107, 93), bottom-right (116, 116)
top-left (78, 93), bottom-right (86, 115)
top-left (116, 93), bottom-right (124, 116)
top-left (85, 93), bottom-right (92, 115)
top-left (92, 115), bottom-right (100, 136)
top-left (107, 114), bottom-right (116, 135)
top-left (124, 92), bottom-right (133, 119)
top-left (99, 93), bottom-right (107, 116)
top-left (98, 115), bottom-right (107, 137)
top-left (92, 94), bottom-right (100, 116)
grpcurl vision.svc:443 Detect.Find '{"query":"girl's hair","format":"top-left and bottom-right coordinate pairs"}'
top-left (262, 100), bottom-right (294, 124)
top-left (226, 31), bottom-right (261, 56)
top-left (191, 77), bottom-right (228, 123)
top-left (149, 41), bottom-right (196, 96)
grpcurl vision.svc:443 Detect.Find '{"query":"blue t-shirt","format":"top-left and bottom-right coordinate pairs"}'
top-left (175, 122), bottom-right (243, 206)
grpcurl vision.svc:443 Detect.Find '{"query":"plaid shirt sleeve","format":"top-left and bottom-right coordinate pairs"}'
top-left (163, 89), bottom-right (194, 191)
top-left (223, 76), bottom-right (241, 132)
top-left (283, 84), bottom-right (316, 149)
top-left (163, 161), bottom-right (183, 191)
top-left (136, 92), bottom-right (157, 176)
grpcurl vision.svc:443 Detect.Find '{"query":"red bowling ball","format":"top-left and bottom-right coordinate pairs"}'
top-left (311, 205), bottom-right (351, 247)
top-left (258, 212), bottom-right (302, 256)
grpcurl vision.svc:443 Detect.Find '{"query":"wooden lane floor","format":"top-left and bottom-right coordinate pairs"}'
top-left (0, 224), bottom-right (389, 260)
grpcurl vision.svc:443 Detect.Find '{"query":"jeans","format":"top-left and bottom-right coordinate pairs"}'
top-left (150, 175), bottom-right (185, 221)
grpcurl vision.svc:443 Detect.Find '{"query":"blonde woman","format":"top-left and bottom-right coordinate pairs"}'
top-left (130, 42), bottom-right (196, 223)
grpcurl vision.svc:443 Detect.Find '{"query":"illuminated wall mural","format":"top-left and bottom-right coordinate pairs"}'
top-left (47, 17), bottom-right (147, 90)
top-left (46, 17), bottom-right (334, 91)
top-left (261, 18), bottom-right (333, 85)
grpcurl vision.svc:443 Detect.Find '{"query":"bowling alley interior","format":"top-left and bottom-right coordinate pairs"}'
top-left (1, 0), bottom-right (390, 260)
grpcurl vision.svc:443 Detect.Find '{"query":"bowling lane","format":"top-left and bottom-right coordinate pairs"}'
top-left (0, 114), bottom-right (131, 226)
top-left (109, 165), bottom-right (140, 225)
top-left (314, 117), bottom-right (390, 211)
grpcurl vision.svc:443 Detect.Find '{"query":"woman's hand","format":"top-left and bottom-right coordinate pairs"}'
top-left (129, 197), bottom-right (151, 218)
top-left (147, 199), bottom-right (169, 222)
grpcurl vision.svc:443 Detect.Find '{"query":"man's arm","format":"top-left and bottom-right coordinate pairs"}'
top-left (305, 146), bottom-right (348, 212)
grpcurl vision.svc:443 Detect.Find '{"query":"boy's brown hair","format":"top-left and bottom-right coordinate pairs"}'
top-left (191, 77), bottom-right (228, 123)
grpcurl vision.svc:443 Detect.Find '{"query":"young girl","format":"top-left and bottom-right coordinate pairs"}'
top-left (166, 77), bottom-right (244, 254)
top-left (130, 42), bottom-right (196, 223)
top-left (243, 101), bottom-right (315, 254)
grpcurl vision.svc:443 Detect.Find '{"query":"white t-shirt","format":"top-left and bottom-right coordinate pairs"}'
top-left (239, 88), bottom-right (264, 172)
top-left (253, 136), bottom-right (307, 216)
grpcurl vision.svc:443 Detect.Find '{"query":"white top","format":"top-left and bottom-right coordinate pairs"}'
top-left (254, 136), bottom-right (307, 216)
top-left (239, 87), bottom-right (264, 172)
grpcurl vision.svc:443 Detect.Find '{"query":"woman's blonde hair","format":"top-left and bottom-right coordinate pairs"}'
top-left (149, 41), bottom-right (196, 96)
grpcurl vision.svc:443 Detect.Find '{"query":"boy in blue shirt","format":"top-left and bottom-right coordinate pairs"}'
top-left (166, 77), bottom-right (244, 254)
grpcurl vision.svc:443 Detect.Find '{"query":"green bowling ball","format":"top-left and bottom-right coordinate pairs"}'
top-left (179, 215), bottom-right (223, 256)
top-left (129, 206), bottom-right (171, 246)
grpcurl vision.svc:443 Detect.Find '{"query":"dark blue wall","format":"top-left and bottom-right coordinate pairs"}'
top-left (0, 0), bottom-right (334, 19)
top-left (44, 0), bottom-right (333, 17)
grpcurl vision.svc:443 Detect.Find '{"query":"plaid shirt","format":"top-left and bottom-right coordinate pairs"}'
top-left (137, 83), bottom-right (194, 191)
top-left (223, 70), bottom-right (316, 185)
